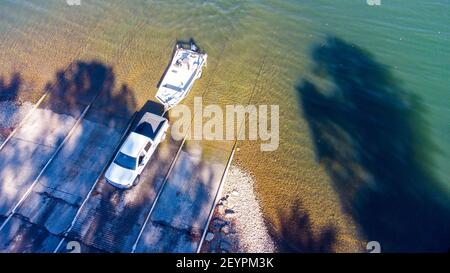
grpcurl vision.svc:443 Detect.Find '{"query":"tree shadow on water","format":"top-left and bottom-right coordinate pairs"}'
top-left (0, 73), bottom-right (21, 102)
top-left (0, 73), bottom-right (22, 139)
top-left (270, 201), bottom-right (337, 253)
top-left (297, 36), bottom-right (450, 252)
top-left (43, 61), bottom-right (136, 119)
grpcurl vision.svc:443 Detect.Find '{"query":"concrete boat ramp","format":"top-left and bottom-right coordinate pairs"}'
top-left (0, 95), bottom-right (232, 253)
top-left (133, 144), bottom-right (226, 253)
top-left (57, 141), bottom-right (228, 253)
top-left (0, 83), bottom-right (133, 252)
top-left (60, 136), bottom-right (183, 253)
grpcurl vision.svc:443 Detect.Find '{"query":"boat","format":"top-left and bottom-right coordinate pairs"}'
top-left (156, 42), bottom-right (207, 110)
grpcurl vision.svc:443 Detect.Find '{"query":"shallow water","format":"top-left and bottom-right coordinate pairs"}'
top-left (0, 0), bottom-right (449, 252)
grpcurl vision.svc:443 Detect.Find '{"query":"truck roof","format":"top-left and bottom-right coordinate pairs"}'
top-left (120, 132), bottom-right (150, 158)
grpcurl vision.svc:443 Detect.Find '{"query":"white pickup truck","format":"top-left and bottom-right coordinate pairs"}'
top-left (105, 112), bottom-right (169, 189)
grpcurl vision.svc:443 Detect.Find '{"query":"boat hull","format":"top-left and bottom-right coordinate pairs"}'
top-left (156, 45), bottom-right (207, 110)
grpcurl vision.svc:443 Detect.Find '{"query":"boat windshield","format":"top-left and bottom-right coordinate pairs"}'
top-left (164, 84), bottom-right (183, 92)
top-left (114, 152), bottom-right (137, 170)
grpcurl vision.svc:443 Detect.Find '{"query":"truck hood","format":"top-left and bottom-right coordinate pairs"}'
top-left (105, 162), bottom-right (136, 188)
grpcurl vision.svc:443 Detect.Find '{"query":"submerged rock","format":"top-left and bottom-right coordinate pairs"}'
top-left (217, 204), bottom-right (226, 215)
top-left (221, 225), bottom-right (230, 234)
top-left (205, 232), bottom-right (214, 242)
top-left (225, 209), bottom-right (235, 215)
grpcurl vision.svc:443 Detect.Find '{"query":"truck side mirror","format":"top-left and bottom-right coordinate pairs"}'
top-left (139, 153), bottom-right (145, 165)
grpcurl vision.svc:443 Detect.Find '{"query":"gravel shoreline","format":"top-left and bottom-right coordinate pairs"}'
top-left (201, 165), bottom-right (276, 253)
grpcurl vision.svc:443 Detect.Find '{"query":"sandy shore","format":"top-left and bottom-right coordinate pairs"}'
top-left (201, 165), bottom-right (276, 253)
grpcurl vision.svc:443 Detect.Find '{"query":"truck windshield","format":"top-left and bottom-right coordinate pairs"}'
top-left (114, 152), bottom-right (137, 170)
